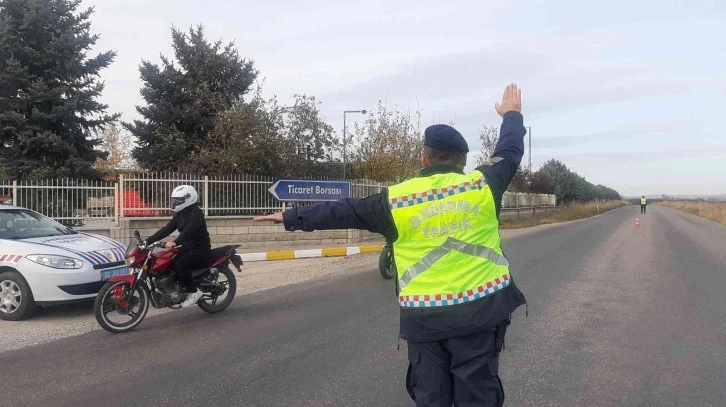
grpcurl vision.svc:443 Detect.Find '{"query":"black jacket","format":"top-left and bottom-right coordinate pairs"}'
top-left (282, 111), bottom-right (528, 341)
top-left (147, 204), bottom-right (211, 253)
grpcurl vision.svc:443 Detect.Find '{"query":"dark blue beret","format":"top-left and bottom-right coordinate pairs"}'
top-left (424, 124), bottom-right (469, 153)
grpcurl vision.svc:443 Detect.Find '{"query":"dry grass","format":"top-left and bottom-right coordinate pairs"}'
top-left (659, 201), bottom-right (726, 225)
top-left (500, 201), bottom-right (629, 229)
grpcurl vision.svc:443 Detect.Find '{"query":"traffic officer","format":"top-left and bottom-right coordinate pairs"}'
top-left (255, 84), bottom-right (527, 406)
top-left (641, 196), bottom-right (647, 214)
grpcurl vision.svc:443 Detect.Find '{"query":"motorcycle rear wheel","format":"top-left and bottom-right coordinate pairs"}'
top-left (94, 281), bottom-right (150, 333)
top-left (198, 265), bottom-right (237, 313)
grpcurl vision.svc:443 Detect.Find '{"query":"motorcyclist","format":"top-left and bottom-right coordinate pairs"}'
top-left (146, 185), bottom-right (212, 308)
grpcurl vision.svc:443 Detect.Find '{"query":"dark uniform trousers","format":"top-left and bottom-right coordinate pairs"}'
top-left (406, 320), bottom-right (509, 407)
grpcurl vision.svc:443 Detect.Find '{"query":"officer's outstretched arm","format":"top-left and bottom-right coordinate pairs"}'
top-left (254, 192), bottom-right (396, 240)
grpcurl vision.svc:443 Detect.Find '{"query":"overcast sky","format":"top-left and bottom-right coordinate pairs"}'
top-left (85, 0), bottom-right (724, 196)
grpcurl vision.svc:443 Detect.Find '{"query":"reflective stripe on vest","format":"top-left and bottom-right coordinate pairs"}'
top-left (398, 237), bottom-right (509, 288)
top-left (389, 175), bottom-right (486, 209)
top-left (388, 170), bottom-right (510, 308)
top-left (641, 198), bottom-right (647, 204)
top-left (399, 273), bottom-right (511, 307)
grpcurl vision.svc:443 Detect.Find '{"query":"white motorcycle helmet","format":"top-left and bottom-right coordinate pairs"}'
top-left (170, 185), bottom-right (198, 213)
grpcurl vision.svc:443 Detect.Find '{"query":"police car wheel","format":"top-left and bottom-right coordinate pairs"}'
top-left (0, 271), bottom-right (37, 321)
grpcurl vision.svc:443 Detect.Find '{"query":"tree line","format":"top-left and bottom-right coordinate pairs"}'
top-left (0, 0), bottom-right (620, 202)
top-left (476, 128), bottom-right (620, 203)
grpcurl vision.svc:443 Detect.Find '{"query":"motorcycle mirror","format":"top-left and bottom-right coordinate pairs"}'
top-left (133, 230), bottom-right (142, 242)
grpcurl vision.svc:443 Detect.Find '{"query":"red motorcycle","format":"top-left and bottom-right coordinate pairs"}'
top-left (94, 230), bottom-right (242, 333)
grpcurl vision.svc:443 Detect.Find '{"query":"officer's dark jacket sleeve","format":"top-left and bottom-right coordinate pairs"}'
top-left (476, 111), bottom-right (526, 216)
top-left (147, 217), bottom-right (178, 244)
top-left (282, 192), bottom-right (398, 242)
top-left (174, 209), bottom-right (206, 246)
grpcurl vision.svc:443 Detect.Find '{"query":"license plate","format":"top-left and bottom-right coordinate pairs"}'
top-left (101, 268), bottom-right (129, 281)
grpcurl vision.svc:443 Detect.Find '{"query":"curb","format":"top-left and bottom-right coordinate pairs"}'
top-left (238, 245), bottom-right (384, 262)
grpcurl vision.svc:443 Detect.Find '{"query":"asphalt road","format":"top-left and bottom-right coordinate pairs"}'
top-left (1, 205), bottom-right (725, 407)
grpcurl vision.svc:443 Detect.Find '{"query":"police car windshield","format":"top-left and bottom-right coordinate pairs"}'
top-left (0, 209), bottom-right (75, 240)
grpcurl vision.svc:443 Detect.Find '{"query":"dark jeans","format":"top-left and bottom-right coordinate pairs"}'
top-left (173, 249), bottom-right (212, 292)
top-left (406, 320), bottom-right (509, 407)
top-left (641, 204), bottom-right (646, 214)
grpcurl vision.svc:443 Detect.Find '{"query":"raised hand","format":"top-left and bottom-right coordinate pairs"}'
top-left (495, 83), bottom-right (522, 117)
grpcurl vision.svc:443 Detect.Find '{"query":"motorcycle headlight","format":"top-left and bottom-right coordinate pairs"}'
top-left (125, 256), bottom-right (135, 266)
top-left (26, 254), bottom-right (83, 269)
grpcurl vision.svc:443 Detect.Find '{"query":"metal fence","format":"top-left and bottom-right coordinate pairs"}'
top-left (0, 173), bottom-right (556, 224)
top-left (0, 179), bottom-right (117, 226)
top-left (119, 173), bottom-right (391, 218)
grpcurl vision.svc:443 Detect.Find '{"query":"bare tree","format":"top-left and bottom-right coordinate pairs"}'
top-left (191, 83), bottom-right (339, 177)
top-left (284, 94), bottom-right (337, 162)
top-left (475, 125), bottom-right (499, 166)
top-left (189, 84), bottom-right (288, 176)
top-left (349, 101), bottom-right (423, 182)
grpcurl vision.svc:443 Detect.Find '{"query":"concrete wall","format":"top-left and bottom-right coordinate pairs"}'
top-left (80, 218), bottom-right (381, 249)
top-left (78, 209), bottom-right (552, 247)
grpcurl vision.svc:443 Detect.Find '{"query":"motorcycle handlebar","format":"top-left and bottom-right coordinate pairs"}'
top-left (139, 241), bottom-right (182, 251)
top-left (138, 237), bottom-right (185, 254)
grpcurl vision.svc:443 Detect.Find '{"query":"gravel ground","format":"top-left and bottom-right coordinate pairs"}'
top-left (0, 253), bottom-right (379, 353)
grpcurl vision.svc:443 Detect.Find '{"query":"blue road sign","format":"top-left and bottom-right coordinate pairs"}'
top-left (268, 179), bottom-right (351, 202)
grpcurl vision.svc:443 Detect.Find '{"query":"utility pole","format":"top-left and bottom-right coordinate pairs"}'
top-left (527, 126), bottom-right (532, 173)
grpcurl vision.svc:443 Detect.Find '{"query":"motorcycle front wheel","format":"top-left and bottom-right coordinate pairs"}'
top-left (94, 280), bottom-right (150, 333)
top-left (379, 246), bottom-right (396, 279)
top-left (198, 265), bottom-right (237, 314)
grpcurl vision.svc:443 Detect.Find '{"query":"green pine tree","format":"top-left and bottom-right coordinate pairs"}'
top-left (125, 25), bottom-right (258, 171)
top-left (0, 0), bottom-right (118, 179)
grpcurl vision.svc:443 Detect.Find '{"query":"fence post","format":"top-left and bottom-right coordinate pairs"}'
top-left (114, 182), bottom-right (120, 226)
top-left (204, 176), bottom-right (209, 216)
top-left (12, 180), bottom-right (17, 206)
top-left (378, 182), bottom-right (382, 194)
top-left (119, 174), bottom-right (125, 219)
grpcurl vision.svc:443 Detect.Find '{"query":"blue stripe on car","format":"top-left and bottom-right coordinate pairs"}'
top-left (28, 241), bottom-right (100, 265)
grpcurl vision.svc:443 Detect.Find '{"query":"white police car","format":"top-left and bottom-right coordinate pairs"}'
top-left (0, 204), bottom-right (128, 321)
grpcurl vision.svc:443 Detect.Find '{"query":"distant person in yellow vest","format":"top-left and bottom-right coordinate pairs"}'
top-left (255, 84), bottom-right (527, 407)
top-left (641, 196), bottom-right (647, 214)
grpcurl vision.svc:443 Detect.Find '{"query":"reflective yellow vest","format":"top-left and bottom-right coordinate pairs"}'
top-left (388, 170), bottom-right (510, 308)
top-left (641, 198), bottom-right (647, 205)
